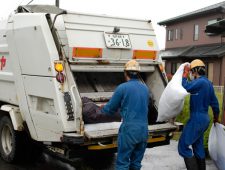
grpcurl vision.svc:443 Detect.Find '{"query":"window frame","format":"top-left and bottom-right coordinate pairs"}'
top-left (180, 28), bottom-right (183, 40)
top-left (175, 29), bottom-right (179, 40)
top-left (167, 29), bottom-right (174, 41)
top-left (193, 24), bottom-right (199, 41)
top-left (208, 19), bottom-right (218, 25)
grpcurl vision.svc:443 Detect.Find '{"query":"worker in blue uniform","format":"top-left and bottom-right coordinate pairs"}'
top-left (179, 59), bottom-right (220, 170)
top-left (101, 60), bottom-right (149, 170)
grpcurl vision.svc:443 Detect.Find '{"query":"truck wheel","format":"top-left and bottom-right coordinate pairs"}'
top-left (0, 116), bottom-right (20, 163)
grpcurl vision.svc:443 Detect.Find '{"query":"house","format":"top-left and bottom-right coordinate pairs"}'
top-left (158, 1), bottom-right (225, 86)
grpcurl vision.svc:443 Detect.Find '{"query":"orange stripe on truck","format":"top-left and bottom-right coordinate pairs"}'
top-left (133, 50), bottom-right (157, 60)
top-left (72, 47), bottom-right (102, 58)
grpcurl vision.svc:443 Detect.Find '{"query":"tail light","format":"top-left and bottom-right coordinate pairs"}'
top-left (54, 61), bottom-right (64, 72)
top-left (56, 72), bottom-right (65, 84)
top-left (54, 60), bottom-right (65, 84)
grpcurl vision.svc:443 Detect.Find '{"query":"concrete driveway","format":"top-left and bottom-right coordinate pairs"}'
top-left (0, 140), bottom-right (217, 170)
top-left (142, 140), bottom-right (217, 170)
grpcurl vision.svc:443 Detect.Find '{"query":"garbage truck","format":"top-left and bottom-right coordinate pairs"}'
top-left (0, 5), bottom-right (180, 162)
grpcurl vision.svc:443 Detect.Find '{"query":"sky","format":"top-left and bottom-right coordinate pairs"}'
top-left (0, 0), bottom-right (224, 49)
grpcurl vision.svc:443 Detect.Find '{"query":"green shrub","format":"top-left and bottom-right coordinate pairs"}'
top-left (175, 93), bottom-right (223, 148)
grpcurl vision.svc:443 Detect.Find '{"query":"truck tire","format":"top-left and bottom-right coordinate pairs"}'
top-left (0, 116), bottom-right (22, 163)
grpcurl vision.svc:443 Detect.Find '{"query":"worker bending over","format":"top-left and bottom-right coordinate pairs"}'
top-left (179, 59), bottom-right (220, 170)
top-left (101, 60), bottom-right (149, 170)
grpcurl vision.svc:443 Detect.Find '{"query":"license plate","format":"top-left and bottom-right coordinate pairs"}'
top-left (104, 33), bottom-right (132, 49)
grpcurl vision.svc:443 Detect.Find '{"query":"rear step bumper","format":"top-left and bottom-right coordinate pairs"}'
top-left (62, 122), bottom-right (183, 150)
top-left (85, 122), bottom-right (179, 139)
top-left (85, 123), bottom-right (180, 150)
top-left (87, 136), bottom-right (170, 151)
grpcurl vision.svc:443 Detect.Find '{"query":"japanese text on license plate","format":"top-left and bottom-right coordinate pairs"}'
top-left (104, 33), bottom-right (132, 49)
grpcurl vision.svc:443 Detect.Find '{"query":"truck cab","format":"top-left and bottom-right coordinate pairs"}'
top-left (0, 5), bottom-right (179, 162)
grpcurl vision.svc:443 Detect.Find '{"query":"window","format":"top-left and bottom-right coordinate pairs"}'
top-left (208, 18), bottom-right (221, 25)
top-left (171, 62), bottom-right (177, 74)
top-left (175, 29), bottom-right (179, 40)
top-left (207, 19), bottom-right (221, 36)
top-left (167, 30), bottom-right (174, 41)
top-left (208, 19), bottom-right (217, 25)
top-left (180, 28), bottom-right (183, 40)
top-left (193, 24), bottom-right (199, 41)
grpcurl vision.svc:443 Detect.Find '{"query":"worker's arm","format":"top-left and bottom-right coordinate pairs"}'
top-left (209, 85), bottom-right (220, 123)
top-left (101, 85), bottom-right (123, 116)
top-left (182, 64), bottom-right (201, 93)
top-left (182, 78), bottom-right (202, 94)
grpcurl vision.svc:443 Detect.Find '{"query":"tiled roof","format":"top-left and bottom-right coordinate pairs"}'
top-left (161, 44), bottom-right (225, 59)
top-left (204, 44), bottom-right (225, 56)
top-left (185, 45), bottom-right (223, 57)
top-left (158, 1), bottom-right (225, 25)
top-left (159, 46), bottom-right (192, 58)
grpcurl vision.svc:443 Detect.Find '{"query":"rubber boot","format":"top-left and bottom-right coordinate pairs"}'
top-left (129, 168), bottom-right (139, 170)
top-left (184, 157), bottom-right (199, 170)
top-left (129, 167), bottom-right (140, 170)
top-left (196, 158), bottom-right (206, 170)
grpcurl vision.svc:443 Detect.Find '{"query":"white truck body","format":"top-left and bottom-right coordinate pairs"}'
top-left (0, 5), bottom-right (178, 161)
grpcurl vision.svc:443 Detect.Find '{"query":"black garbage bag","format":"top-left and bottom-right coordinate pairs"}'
top-left (82, 97), bottom-right (121, 124)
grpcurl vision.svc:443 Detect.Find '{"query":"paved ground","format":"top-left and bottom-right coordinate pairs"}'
top-left (0, 140), bottom-right (218, 170)
top-left (142, 140), bottom-right (217, 170)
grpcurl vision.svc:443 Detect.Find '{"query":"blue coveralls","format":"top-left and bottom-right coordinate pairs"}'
top-left (102, 79), bottom-right (149, 170)
top-left (178, 76), bottom-right (219, 159)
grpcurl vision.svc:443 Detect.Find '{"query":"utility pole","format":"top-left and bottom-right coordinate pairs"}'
top-left (56, 0), bottom-right (59, 7)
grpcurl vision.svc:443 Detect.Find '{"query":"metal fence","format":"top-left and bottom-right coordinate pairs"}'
top-left (214, 86), bottom-right (224, 95)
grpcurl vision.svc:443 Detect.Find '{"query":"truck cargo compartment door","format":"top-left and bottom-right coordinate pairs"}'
top-left (62, 13), bottom-right (159, 63)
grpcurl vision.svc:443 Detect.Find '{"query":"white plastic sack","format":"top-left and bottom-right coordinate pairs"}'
top-left (157, 63), bottom-right (189, 122)
top-left (208, 123), bottom-right (225, 170)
